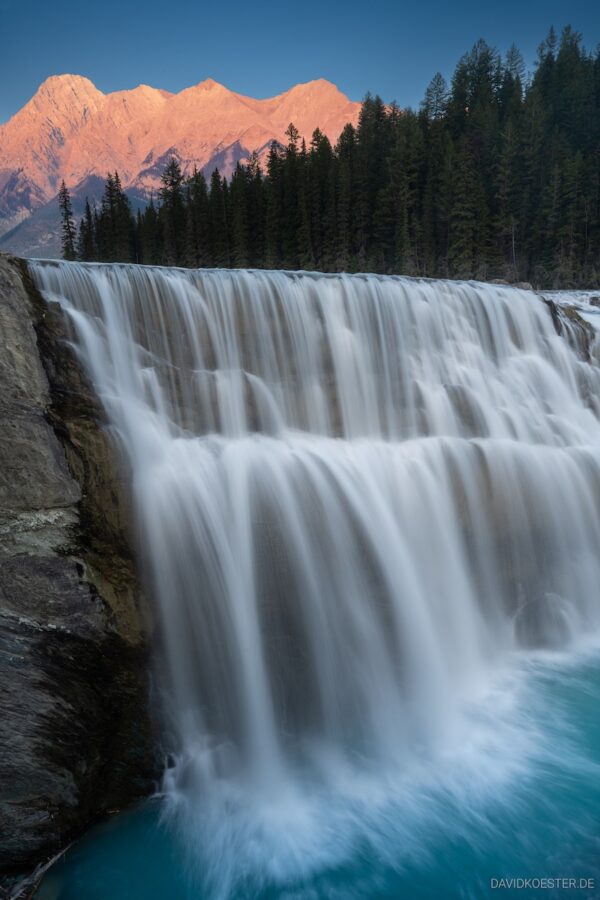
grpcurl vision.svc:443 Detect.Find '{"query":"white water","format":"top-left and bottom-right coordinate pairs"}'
top-left (29, 263), bottom-right (600, 895)
top-left (545, 289), bottom-right (600, 333)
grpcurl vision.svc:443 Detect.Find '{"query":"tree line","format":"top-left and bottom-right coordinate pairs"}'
top-left (60, 26), bottom-right (600, 288)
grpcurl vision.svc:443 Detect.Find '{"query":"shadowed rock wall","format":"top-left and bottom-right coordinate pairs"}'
top-left (0, 254), bottom-right (158, 881)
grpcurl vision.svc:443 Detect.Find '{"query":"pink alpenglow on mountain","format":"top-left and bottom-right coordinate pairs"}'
top-left (0, 74), bottom-right (361, 244)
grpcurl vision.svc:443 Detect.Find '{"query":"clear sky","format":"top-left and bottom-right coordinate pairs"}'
top-left (1, 0), bottom-right (599, 122)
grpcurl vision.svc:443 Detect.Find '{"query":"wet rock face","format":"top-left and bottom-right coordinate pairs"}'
top-left (0, 254), bottom-right (158, 878)
top-left (543, 298), bottom-right (595, 361)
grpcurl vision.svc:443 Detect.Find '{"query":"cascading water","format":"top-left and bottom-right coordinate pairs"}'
top-left (30, 262), bottom-right (600, 900)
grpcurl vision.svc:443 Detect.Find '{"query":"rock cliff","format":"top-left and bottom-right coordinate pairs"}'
top-left (0, 254), bottom-right (158, 884)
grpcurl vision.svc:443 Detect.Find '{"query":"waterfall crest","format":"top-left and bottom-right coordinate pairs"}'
top-left (29, 262), bottom-right (600, 793)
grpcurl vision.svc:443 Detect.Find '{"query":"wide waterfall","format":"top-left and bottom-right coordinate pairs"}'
top-left (30, 262), bottom-right (600, 899)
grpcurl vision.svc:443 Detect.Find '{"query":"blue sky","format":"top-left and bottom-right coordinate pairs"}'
top-left (1, 0), bottom-right (599, 122)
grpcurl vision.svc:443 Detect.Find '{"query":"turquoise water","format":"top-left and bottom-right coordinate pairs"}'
top-left (36, 649), bottom-right (600, 900)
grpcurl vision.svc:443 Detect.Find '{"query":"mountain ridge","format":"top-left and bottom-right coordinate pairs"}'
top-left (0, 74), bottom-right (361, 250)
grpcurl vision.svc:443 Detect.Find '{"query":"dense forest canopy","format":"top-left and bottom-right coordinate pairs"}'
top-left (60, 26), bottom-right (600, 288)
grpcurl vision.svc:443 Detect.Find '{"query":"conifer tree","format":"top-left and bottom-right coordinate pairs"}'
top-left (279, 123), bottom-right (304, 267)
top-left (77, 198), bottom-right (95, 261)
top-left (139, 196), bottom-right (161, 264)
top-left (185, 167), bottom-right (210, 268)
top-left (264, 142), bottom-right (284, 268)
top-left (208, 169), bottom-right (230, 267)
top-left (113, 172), bottom-right (134, 262)
top-left (160, 158), bottom-right (186, 265)
top-left (448, 139), bottom-right (478, 277)
top-left (230, 163), bottom-right (250, 267)
top-left (58, 181), bottom-right (77, 260)
top-left (353, 95), bottom-right (392, 268)
top-left (422, 73), bottom-right (449, 120)
top-left (334, 124), bottom-right (356, 270)
top-left (308, 129), bottom-right (335, 268)
top-left (296, 138), bottom-right (314, 269)
top-left (246, 151), bottom-right (265, 267)
top-left (94, 172), bottom-right (133, 261)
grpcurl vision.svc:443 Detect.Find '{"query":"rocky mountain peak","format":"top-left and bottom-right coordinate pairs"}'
top-left (0, 74), bottom-right (362, 253)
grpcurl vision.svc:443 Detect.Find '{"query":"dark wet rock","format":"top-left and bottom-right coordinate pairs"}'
top-left (0, 255), bottom-right (159, 883)
top-left (542, 298), bottom-right (594, 362)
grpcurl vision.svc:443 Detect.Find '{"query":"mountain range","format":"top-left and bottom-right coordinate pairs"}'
top-left (0, 75), bottom-right (361, 257)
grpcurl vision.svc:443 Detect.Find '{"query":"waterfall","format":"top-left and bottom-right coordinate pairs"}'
top-left (29, 262), bottom-right (600, 892)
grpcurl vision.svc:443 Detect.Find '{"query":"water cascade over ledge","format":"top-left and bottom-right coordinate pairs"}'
top-left (29, 262), bottom-right (600, 897)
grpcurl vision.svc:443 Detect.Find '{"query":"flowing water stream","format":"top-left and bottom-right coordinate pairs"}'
top-left (29, 263), bottom-right (600, 899)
